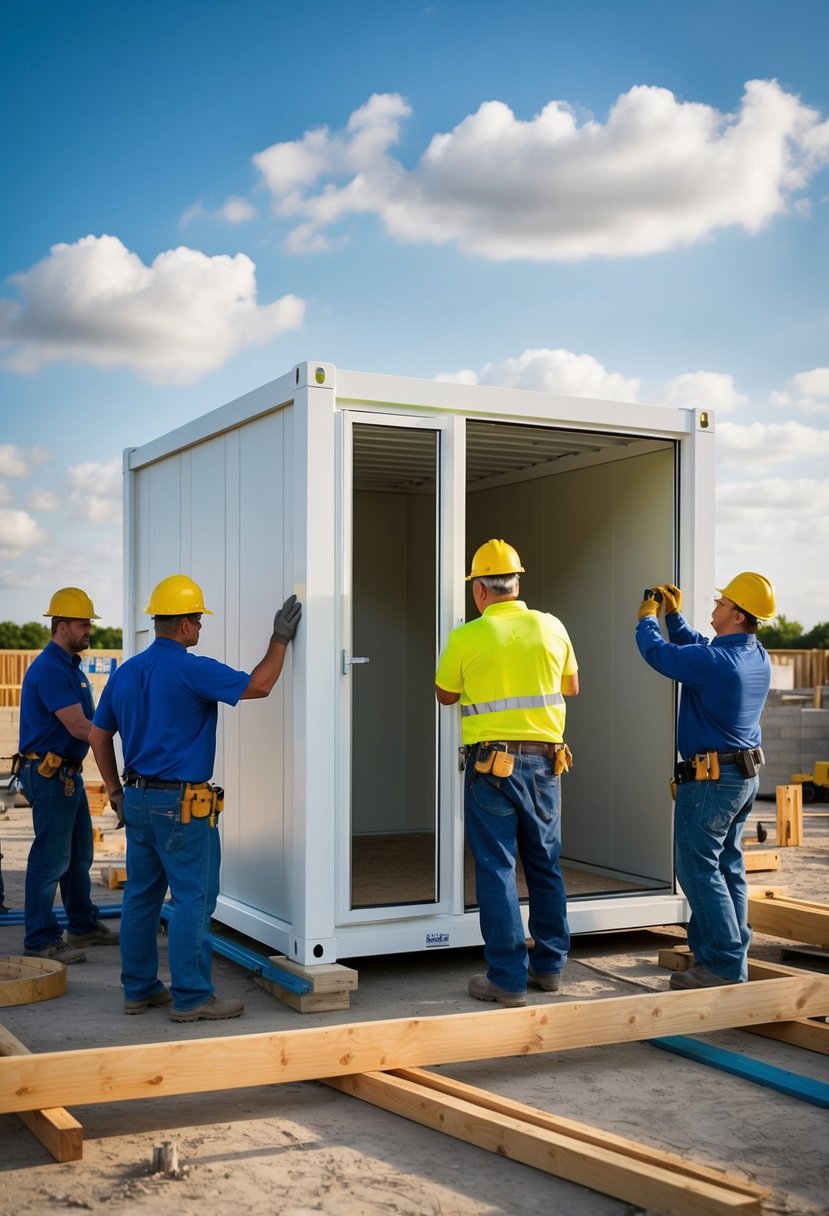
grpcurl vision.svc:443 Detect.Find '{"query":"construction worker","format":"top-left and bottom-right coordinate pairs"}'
top-left (18, 587), bottom-right (118, 962)
top-left (435, 540), bottom-right (579, 1007)
top-left (636, 573), bottom-right (776, 988)
top-left (89, 575), bottom-right (301, 1022)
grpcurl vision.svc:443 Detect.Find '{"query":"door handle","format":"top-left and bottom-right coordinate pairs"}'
top-left (342, 651), bottom-right (371, 674)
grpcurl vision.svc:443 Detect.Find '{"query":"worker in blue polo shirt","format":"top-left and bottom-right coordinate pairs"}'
top-left (18, 587), bottom-right (119, 962)
top-left (90, 574), bottom-right (301, 1022)
top-left (435, 540), bottom-right (579, 1008)
top-left (636, 573), bottom-right (776, 988)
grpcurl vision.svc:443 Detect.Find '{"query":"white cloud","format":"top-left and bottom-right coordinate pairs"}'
top-left (253, 80), bottom-right (829, 261)
top-left (0, 444), bottom-right (49, 478)
top-left (436, 348), bottom-right (641, 400)
top-left (0, 483), bottom-right (12, 506)
top-left (66, 458), bottom-right (123, 523)
top-left (717, 478), bottom-right (829, 626)
top-left (215, 196), bottom-right (257, 223)
top-left (660, 372), bottom-right (749, 414)
top-left (770, 367), bottom-right (829, 414)
top-left (0, 234), bottom-right (306, 383)
top-left (0, 508), bottom-right (47, 558)
top-left (27, 489), bottom-right (60, 512)
top-left (717, 419), bottom-right (829, 473)
top-left (181, 197), bottom-right (257, 226)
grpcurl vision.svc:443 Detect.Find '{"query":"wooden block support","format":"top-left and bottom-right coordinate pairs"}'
top-left (101, 866), bottom-right (127, 890)
top-left (0, 1023), bottom-right (83, 1162)
top-left (776, 785), bottom-right (803, 847)
top-left (255, 955), bottom-right (358, 1013)
top-left (744, 849), bottom-right (780, 872)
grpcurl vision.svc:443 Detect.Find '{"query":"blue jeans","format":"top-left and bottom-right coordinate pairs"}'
top-left (464, 752), bottom-right (569, 993)
top-left (674, 763), bottom-right (759, 982)
top-left (121, 785), bottom-right (220, 1010)
top-left (21, 762), bottom-right (99, 950)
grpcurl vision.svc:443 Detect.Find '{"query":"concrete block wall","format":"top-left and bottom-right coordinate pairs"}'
top-left (759, 700), bottom-right (829, 796)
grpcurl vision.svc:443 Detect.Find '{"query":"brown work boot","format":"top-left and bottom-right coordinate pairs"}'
top-left (170, 995), bottom-right (245, 1022)
top-left (124, 985), bottom-right (173, 1014)
top-left (669, 965), bottom-right (737, 989)
top-left (468, 974), bottom-right (527, 1008)
top-left (24, 939), bottom-right (86, 964)
top-left (66, 921), bottom-right (120, 946)
top-left (528, 967), bottom-right (562, 992)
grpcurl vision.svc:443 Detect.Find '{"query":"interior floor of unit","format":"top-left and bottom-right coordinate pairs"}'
top-left (351, 832), bottom-right (659, 909)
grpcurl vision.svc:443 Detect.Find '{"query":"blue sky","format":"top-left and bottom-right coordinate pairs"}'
top-left (1, 0), bottom-right (827, 628)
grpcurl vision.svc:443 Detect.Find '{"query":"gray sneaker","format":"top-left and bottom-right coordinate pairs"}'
top-left (170, 995), bottom-right (245, 1022)
top-left (25, 940), bottom-right (86, 964)
top-left (66, 921), bottom-right (120, 946)
top-left (124, 985), bottom-right (173, 1015)
top-left (468, 974), bottom-right (527, 1008)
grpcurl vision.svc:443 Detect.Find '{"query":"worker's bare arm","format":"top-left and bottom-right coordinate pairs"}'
top-left (562, 673), bottom-right (579, 696)
top-left (55, 702), bottom-right (92, 742)
top-left (88, 725), bottom-right (121, 794)
top-left (241, 639), bottom-right (288, 700)
top-left (435, 684), bottom-right (460, 706)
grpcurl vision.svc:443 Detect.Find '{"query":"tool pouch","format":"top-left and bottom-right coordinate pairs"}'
top-left (474, 747), bottom-right (495, 774)
top-left (181, 784), bottom-right (224, 827)
top-left (491, 749), bottom-right (515, 779)
top-left (554, 745), bottom-right (573, 777)
top-left (37, 751), bottom-right (63, 780)
top-left (693, 752), bottom-right (720, 781)
top-left (737, 748), bottom-right (763, 778)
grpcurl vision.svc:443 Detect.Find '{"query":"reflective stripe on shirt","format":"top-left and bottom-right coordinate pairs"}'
top-left (461, 691), bottom-right (565, 717)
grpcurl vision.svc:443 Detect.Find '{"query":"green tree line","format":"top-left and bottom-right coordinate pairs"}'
top-left (757, 617), bottom-right (829, 649)
top-left (0, 621), bottom-right (123, 649)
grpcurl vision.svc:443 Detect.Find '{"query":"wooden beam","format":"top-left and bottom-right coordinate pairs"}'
top-left (324, 1069), bottom-right (765, 1216)
top-left (1, 975), bottom-right (828, 1114)
top-left (0, 1024), bottom-right (82, 1162)
top-left (657, 947), bottom-right (829, 1054)
top-left (747, 892), bottom-right (829, 947)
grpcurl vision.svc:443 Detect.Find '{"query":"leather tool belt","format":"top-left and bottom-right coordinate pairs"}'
top-left (22, 751), bottom-right (82, 795)
top-left (674, 747), bottom-right (765, 784)
top-left (464, 740), bottom-right (565, 758)
top-left (124, 771), bottom-right (224, 827)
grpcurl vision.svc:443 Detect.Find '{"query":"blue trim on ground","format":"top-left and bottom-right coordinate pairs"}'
top-left (650, 1035), bottom-right (829, 1110)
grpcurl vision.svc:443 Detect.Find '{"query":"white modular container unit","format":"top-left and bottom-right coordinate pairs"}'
top-left (125, 362), bottom-right (714, 965)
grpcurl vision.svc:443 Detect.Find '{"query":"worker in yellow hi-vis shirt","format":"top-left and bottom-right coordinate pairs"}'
top-left (435, 540), bottom-right (579, 1008)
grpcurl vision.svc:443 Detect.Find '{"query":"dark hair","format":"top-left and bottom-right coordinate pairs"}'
top-left (154, 612), bottom-right (200, 635)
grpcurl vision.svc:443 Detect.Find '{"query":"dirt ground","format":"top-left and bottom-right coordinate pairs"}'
top-left (0, 791), bottom-right (827, 1216)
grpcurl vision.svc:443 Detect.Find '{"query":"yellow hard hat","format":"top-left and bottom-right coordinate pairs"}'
top-left (43, 587), bottom-right (99, 619)
top-left (717, 572), bottom-right (776, 620)
top-left (466, 539), bottom-right (525, 581)
top-left (145, 575), bottom-right (214, 616)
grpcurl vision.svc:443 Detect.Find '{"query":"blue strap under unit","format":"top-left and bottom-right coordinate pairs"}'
top-left (461, 692), bottom-right (565, 717)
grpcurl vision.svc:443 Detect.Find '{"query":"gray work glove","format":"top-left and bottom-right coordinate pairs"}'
top-left (109, 790), bottom-right (125, 829)
top-left (272, 594), bottom-right (302, 645)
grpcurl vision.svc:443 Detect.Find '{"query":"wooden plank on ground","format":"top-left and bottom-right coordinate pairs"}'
top-left (1, 974), bottom-right (828, 1114)
top-left (747, 892), bottom-right (829, 947)
top-left (0, 1023), bottom-right (83, 1161)
top-left (324, 1069), bottom-right (765, 1216)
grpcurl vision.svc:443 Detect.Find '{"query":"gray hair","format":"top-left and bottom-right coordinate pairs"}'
top-left (476, 573), bottom-right (520, 596)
